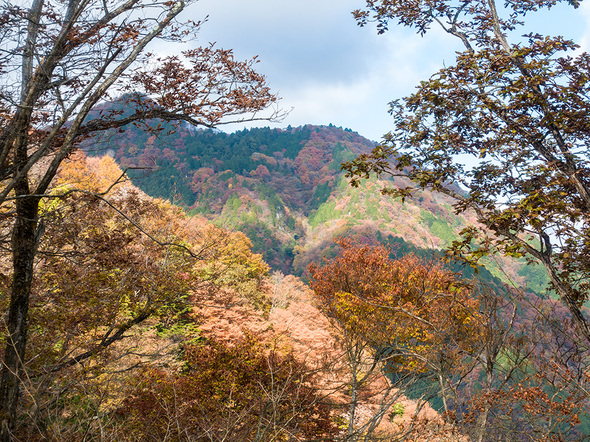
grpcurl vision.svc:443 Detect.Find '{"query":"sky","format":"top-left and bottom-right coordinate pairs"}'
top-left (162, 0), bottom-right (590, 142)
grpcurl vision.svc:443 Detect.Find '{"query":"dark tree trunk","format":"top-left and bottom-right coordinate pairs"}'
top-left (0, 178), bottom-right (38, 441)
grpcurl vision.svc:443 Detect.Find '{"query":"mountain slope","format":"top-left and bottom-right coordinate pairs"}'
top-left (86, 120), bottom-right (549, 291)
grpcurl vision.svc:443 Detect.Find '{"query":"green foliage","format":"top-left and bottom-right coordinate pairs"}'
top-left (228, 216), bottom-right (292, 273)
top-left (96, 125), bottom-right (313, 208)
top-left (287, 215), bottom-right (296, 230)
top-left (217, 170), bottom-right (235, 181)
top-left (256, 182), bottom-right (285, 220)
top-left (154, 320), bottom-right (201, 344)
top-left (330, 142), bottom-right (356, 171)
top-left (128, 164), bottom-right (196, 206)
top-left (309, 181), bottom-right (333, 212)
top-left (389, 403), bottom-right (405, 419)
top-left (309, 201), bottom-right (341, 229)
top-left (517, 261), bottom-right (551, 294)
top-left (88, 123), bottom-right (387, 275)
top-left (365, 197), bottom-right (381, 220)
top-left (421, 209), bottom-right (455, 246)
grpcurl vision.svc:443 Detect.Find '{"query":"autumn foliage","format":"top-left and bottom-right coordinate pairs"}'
top-left (7, 157), bottom-right (587, 440)
top-left (309, 238), bottom-right (479, 373)
top-left (0, 0), bottom-right (281, 435)
top-left (0, 154), bottom-right (276, 438)
top-left (346, 0), bottom-right (590, 347)
top-left (120, 336), bottom-right (339, 441)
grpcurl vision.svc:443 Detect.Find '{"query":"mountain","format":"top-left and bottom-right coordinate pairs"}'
top-left (85, 119), bottom-right (549, 292)
top-left (75, 113), bottom-right (590, 439)
top-left (24, 152), bottom-right (450, 440)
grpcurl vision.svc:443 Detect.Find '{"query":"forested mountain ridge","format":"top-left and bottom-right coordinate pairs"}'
top-left (26, 152), bottom-right (445, 440)
top-left (85, 119), bottom-right (549, 291)
top-left (88, 120), bottom-right (371, 211)
top-left (5, 0), bottom-right (590, 437)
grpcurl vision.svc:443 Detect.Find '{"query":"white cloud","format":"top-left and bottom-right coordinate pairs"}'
top-left (173, 1), bottom-right (588, 140)
top-left (576, 1), bottom-right (590, 52)
top-left (189, 1), bottom-right (458, 139)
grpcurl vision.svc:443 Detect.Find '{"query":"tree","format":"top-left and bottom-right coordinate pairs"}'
top-left (120, 335), bottom-right (339, 441)
top-left (309, 240), bottom-right (589, 439)
top-left (308, 238), bottom-right (479, 440)
top-left (2, 153), bottom-right (272, 439)
top-left (0, 0), bottom-right (278, 438)
top-left (345, 0), bottom-right (590, 345)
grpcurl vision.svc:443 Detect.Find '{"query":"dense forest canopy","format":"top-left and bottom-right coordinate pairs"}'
top-left (0, 0), bottom-right (278, 438)
top-left (2, 0), bottom-right (590, 440)
top-left (89, 118), bottom-right (550, 294)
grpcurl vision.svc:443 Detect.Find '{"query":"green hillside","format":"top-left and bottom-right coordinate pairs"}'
top-left (87, 120), bottom-right (550, 292)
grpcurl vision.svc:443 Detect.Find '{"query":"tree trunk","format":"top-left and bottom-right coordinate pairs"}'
top-left (0, 181), bottom-right (38, 441)
top-left (348, 356), bottom-right (359, 442)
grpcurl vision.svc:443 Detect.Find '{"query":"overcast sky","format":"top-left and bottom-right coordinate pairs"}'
top-left (169, 0), bottom-right (590, 142)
